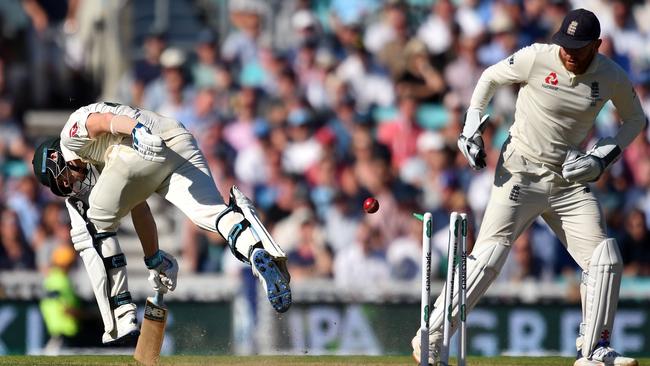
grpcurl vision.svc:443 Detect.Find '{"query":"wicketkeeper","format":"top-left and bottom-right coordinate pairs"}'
top-left (413, 9), bottom-right (646, 366)
top-left (32, 101), bottom-right (292, 345)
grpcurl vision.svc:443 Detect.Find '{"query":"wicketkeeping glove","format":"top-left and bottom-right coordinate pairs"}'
top-left (131, 122), bottom-right (166, 163)
top-left (457, 110), bottom-right (490, 170)
top-left (145, 249), bottom-right (178, 293)
top-left (562, 137), bottom-right (621, 184)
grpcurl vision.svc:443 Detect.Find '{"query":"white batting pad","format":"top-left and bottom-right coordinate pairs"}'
top-left (66, 198), bottom-right (114, 334)
top-left (581, 238), bottom-right (622, 357)
top-left (231, 186), bottom-right (286, 259)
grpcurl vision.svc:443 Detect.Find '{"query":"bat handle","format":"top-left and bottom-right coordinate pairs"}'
top-left (152, 291), bottom-right (164, 306)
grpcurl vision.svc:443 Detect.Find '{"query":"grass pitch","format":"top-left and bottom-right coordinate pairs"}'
top-left (2, 356), bottom-right (649, 365)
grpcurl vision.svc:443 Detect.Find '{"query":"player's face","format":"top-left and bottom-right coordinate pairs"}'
top-left (55, 159), bottom-right (88, 193)
top-left (559, 40), bottom-right (601, 74)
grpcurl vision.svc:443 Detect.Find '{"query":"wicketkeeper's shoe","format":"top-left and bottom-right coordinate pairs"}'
top-left (574, 345), bottom-right (639, 366)
top-left (251, 248), bottom-right (292, 313)
top-left (411, 328), bottom-right (442, 365)
top-left (102, 303), bottom-right (140, 346)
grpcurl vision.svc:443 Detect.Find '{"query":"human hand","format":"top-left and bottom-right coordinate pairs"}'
top-left (145, 249), bottom-right (178, 293)
top-left (131, 123), bottom-right (165, 163)
top-left (458, 133), bottom-right (487, 170)
top-left (562, 138), bottom-right (621, 183)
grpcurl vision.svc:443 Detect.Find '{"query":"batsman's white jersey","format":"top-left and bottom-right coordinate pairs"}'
top-left (59, 102), bottom-right (226, 233)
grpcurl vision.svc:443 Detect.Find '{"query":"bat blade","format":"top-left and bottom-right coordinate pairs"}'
top-left (134, 295), bottom-right (167, 366)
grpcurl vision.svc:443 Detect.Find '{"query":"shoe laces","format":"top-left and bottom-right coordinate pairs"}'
top-left (592, 345), bottom-right (620, 360)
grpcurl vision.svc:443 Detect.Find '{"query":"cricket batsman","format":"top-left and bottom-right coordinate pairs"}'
top-left (413, 9), bottom-right (646, 366)
top-left (32, 101), bottom-right (292, 345)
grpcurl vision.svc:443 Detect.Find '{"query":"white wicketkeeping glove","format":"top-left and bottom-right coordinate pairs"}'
top-left (457, 110), bottom-right (490, 170)
top-left (145, 249), bottom-right (178, 293)
top-left (131, 122), bottom-right (166, 163)
top-left (562, 137), bottom-right (621, 183)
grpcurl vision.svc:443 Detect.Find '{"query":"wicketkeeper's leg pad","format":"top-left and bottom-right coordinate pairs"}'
top-left (428, 241), bottom-right (510, 338)
top-left (580, 238), bottom-right (622, 358)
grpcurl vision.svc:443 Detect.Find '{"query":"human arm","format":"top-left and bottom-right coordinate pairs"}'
top-left (458, 46), bottom-right (537, 169)
top-left (132, 201), bottom-right (178, 292)
top-left (562, 71), bottom-right (647, 183)
top-left (131, 201), bottom-right (159, 258)
top-left (84, 111), bottom-right (166, 163)
top-left (22, 0), bottom-right (48, 33)
top-left (85, 113), bottom-right (138, 138)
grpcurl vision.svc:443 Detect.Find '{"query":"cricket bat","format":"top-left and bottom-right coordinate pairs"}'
top-left (134, 291), bottom-right (167, 366)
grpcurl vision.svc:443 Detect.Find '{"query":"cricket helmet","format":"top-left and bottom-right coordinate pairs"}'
top-left (32, 138), bottom-right (71, 196)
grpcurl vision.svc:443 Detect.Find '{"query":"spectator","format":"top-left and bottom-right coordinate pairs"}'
top-left (191, 29), bottom-right (221, 89)
top-left (400, 131), bottom-right (455, 212)
top-left (333, 220), bottom-right (390, 290)
top-left (0, 208), bottom-right (35, 270)
top-left (143, 47), bottom-right (195, 117)
top-left (286, 212), bottom-right (333, 281)
top-left (395, 39), bottom-right (447, 104)
top-left (363, 0), bottom-right (407, 55)
top-left (22, 0), bottom-right (80, 107)
top-left (224, 86), bottom-right (261, 152)
top-left (499, 228), bottom-right (544, 282)
top-left (40, 244), bottom-right (82, 353)
top-left (387, 216), bottom-right (434, 282)
top-left (620, 208), bottom-right (650, 276)
top-left (377, 94), bottom-right (423, 170)
top-left (131, 30), bottom-right (166, 106)
top-left (417, 0), bottom-right (457, 58)
top-left (283, 107), bottom-right (323, 175)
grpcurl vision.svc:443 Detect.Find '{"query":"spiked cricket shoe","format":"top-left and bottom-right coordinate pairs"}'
top-left (251, 248), bottom-right (292, 313)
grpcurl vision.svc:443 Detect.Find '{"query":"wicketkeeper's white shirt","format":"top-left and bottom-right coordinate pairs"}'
top-left (469, 43), bottom-right (646, 166)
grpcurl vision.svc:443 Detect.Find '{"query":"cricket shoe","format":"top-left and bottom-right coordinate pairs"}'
top-left (574, 345), bottom-right (638, 366)
top-left (102, 303), bottom-right (140, 346)
top-left (251, 248), bottom-right (292, 313)
top-left (411, 328), bottom-right (443, 365)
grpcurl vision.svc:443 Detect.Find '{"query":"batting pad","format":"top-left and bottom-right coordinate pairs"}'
top-left (429, 241), bottom-right (509, 338)
top-left (581, 238), bottom-right (622, 357)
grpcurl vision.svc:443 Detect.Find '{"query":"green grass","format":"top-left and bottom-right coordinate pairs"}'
top-left (1, 356), bottom-right (649, 366)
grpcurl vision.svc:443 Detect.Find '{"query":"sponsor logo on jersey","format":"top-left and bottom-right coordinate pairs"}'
top-left (69, 122), bottom-right (79, 137)
top-left (542, 72), bottom-right (559, 90)
top-left (508, 54), bottom-right (515, 65)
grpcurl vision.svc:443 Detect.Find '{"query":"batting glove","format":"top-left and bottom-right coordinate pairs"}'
top-left (131, 123), bottom-right (166, 163)
top-left (145, 249), bottom-right (178, 293)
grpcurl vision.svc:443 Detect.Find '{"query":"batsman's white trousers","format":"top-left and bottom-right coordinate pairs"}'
top-left (87, 113), bottom-right (225, 232)
top-left (427, 137), bottom-right (607, 336)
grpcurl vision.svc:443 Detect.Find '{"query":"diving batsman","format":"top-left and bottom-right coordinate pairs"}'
top-left (413, 9), bottom-right (646, 366)
top-left (32, 101), bottom-right (292, 345)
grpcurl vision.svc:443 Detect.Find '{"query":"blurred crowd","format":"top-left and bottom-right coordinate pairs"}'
top-left (0, 0), bottom-right (649, 291)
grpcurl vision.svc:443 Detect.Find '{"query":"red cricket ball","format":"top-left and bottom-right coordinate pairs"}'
top-left (363, 197), bottom-right (379, 214)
